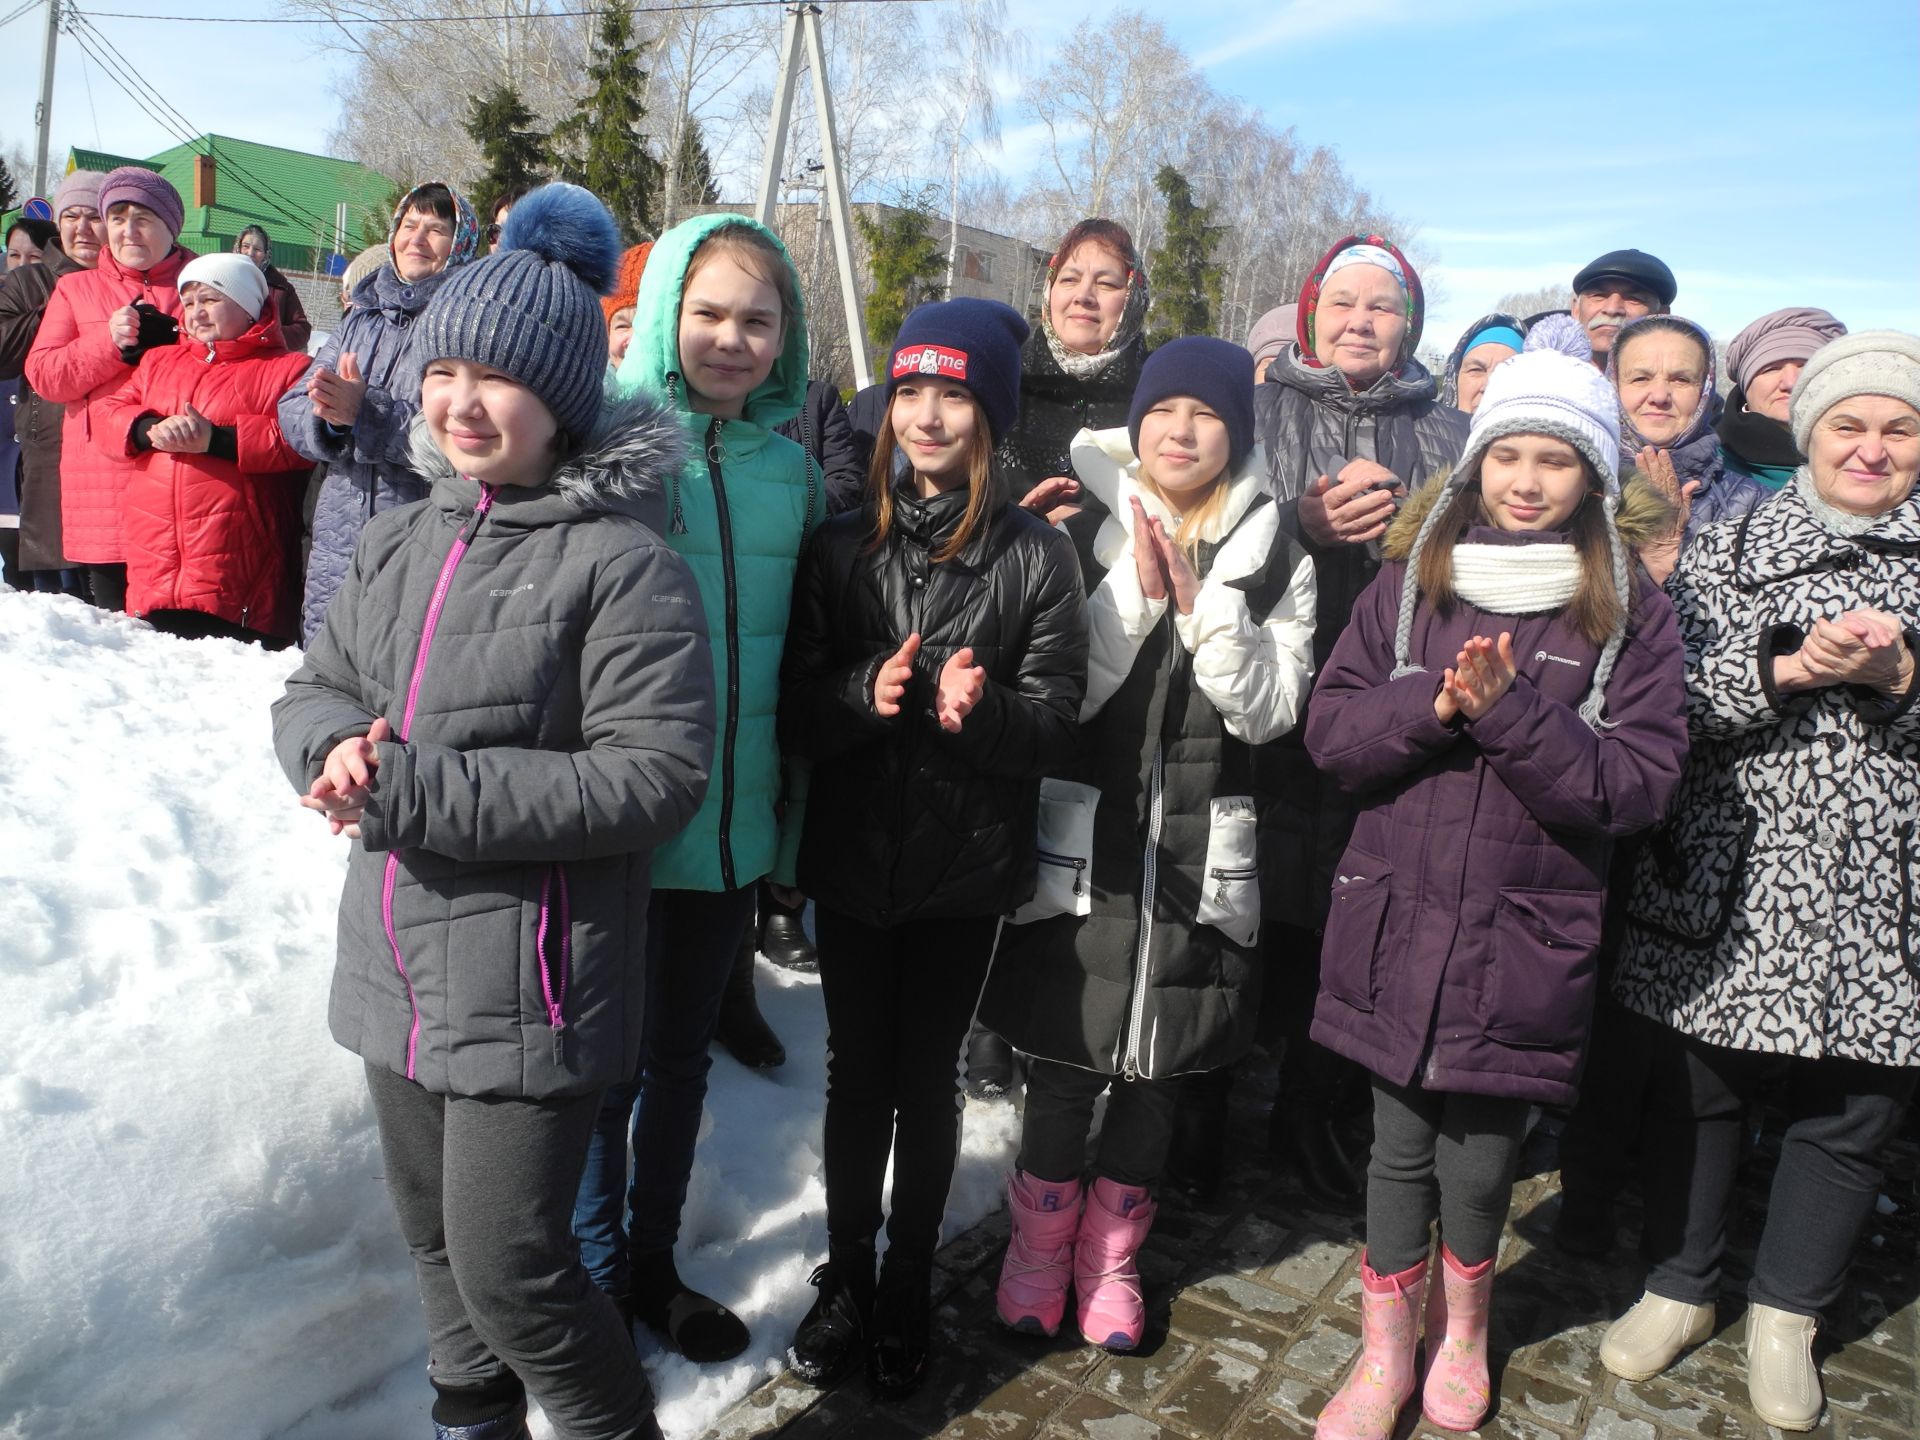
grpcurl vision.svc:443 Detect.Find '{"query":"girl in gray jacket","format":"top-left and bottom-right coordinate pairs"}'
top-left (271, 185), bottom-right (715, 1440)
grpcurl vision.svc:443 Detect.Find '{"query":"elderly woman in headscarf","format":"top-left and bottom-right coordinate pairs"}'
top-left (1441, 313), bottom-right (1527, 414)
top-left (1251, 234), bottom-right (1468, 1204)
top-left (278, 180), bottom-right (478, 641)
top-left (1606, 315), bottom-right (1763, 577)
top-left (1718, 306), bottom-right (1848, 492)
top-left (1600, 331), bottom-right (1920, 1433)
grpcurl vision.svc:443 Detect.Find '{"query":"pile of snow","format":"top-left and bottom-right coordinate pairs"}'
top-left (0, 591), bottom-right (1019, 1440)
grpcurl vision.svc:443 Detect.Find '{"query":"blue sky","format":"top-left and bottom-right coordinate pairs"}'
top-left (4, 0), bottom-right (1916, 353)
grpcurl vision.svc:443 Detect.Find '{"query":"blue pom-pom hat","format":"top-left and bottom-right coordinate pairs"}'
top-left (415, 182), bottom-right (623, 437)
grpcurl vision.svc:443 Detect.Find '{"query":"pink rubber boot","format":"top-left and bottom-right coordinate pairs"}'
top-left (1315, 1254), bottom-right (1427, 1440)
top-left (1073, 1177), bottom-right (1157, 1351)
top-left (1422, 1243), bottom-right (1495, 1430)
top-left (995, 1171), bottom-right (1084, 1336)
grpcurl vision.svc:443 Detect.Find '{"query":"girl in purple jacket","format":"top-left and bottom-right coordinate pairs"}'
top-left (1304, 347), bottom-right (1689, 1440)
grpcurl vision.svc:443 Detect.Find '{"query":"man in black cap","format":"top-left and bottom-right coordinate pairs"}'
top-left (1570, 247), bottom-right (1677, 367)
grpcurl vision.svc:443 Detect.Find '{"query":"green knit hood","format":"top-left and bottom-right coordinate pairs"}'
top-left (613, 211), bottom-right (808, 431)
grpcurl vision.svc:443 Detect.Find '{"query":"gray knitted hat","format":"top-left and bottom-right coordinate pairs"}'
top-left (1391, 344), bottom-right (1630, 730)
top-left (415, 182), bottom-right (621, 438)
top-left (1788, 329), bottom-right (1920, 453)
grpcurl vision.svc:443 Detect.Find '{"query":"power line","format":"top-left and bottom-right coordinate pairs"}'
top-left (76, 0), bottom-right (927, 22)
top-left (65, 11), bottom-right (358, 242)
top-left (0, 0), bottom-right (42, 30)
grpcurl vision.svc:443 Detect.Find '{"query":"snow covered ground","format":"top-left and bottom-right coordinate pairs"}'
top-left (0, 590), bottom-right (1020, 1440)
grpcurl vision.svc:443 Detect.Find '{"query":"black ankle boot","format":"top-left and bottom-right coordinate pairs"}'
top-left (630, 1249), bottom-right (750, 1363)
top-left (867, 1249), bottom-right (934, 1400)
top-left (965, 1023), bottom-right (1014, 1100)
top-left (715, 933), bottom-right (785, 1069)
top-left (789, 1241), bottom-right (875, 1388)
top-left (760, 908), bottom-right (818, 972)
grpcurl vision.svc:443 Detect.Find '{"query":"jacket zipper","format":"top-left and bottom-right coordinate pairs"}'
top-left (706, 417), bottom-right (741, 891)
top-left (535, 862), bottom-right (573, 1065)
top-left (1208, 865), bottom-right (1259, 909)
top-left (381, 484), bottom-right (496, 1080)
top-left (1121, 740), bottom-right (1166, 1079)
top-left (1036, 850), bottom-right (1087, 898)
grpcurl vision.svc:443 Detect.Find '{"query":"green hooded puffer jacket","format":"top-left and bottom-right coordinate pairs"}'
top-left (613, 212), bottom-right (818, 892)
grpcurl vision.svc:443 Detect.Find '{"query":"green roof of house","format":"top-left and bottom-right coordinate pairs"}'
top-left (4, 135), bottom-right (395, 274)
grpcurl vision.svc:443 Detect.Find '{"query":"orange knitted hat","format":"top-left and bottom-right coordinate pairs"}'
top-left (602, 242), bottom-right (652, 324)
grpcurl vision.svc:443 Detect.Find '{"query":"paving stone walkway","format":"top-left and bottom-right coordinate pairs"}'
top-left (713, 1064), bottom-right (1918, 1440)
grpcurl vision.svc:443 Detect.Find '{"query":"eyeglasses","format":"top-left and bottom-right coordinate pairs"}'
top-left (485, 223), bottom-right (503, 244)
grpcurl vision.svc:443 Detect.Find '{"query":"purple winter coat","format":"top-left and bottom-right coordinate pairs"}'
top-left (1305, 529), bottom-right (1690, 1106)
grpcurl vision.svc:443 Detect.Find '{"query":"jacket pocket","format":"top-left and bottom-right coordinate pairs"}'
top-left (534, 863), bottom-right (572, 1064)
top-left (1320, 846), bottom-right (1392, 1014)
top-left (1484, 887), bottom-right (1602, 1050)
top-left (1196, 795), bottom-right (1261, 948)
top-left (1626, 798), bottom-right (1758, 948)
top-left (1010, 778), bottom-right (1099, 924)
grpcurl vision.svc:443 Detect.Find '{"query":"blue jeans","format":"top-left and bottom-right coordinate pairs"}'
top-left (572, 885), bottom-right (756, 1295)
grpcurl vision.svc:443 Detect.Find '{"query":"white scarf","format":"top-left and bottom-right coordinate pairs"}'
top-left (1450, 541), bottom-right (1581, 615)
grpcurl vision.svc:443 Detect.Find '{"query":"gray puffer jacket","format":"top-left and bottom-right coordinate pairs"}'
top-left (280, 262), bottom-right (461, 644)
top-left (271, 392), bottom-right (716, 1100)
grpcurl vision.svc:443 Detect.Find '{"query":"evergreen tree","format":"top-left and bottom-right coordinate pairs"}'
top-left (360, 181), bottom-right (408, 251)
top-left (675, 117), bottom-right (721, 208)
top-left (0, 157), bottom-right (18, 216)
top-left (550, 0), bottom-right (661, 240)
top-left (1146, 164), bottom-right (1224, 347)
top-left (855, 188), bottom-right (945, 355)
top-left (465, 83), bottom-right (548, 218)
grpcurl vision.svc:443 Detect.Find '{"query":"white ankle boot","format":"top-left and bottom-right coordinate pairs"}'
top-left (1600, 1291), bottom-right (1715, 1381)
top-left (1746, 1303), bottom-right (1822, 1432)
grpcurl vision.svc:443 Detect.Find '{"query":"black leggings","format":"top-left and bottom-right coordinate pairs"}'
top-left (1366, 1077), bottom-right (1531, 1274)
top-left (1019, 1058), bottom-right (1182, 1189)
top-left (1640, 1029), bottom-right (1916, 1318)
top-left (816, 908), bottom-right (999, 1258)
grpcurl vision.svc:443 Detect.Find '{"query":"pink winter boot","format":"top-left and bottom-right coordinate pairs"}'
top-left (1315, 1254), bottom-right (1426, 1440)
top-left (1422, 1243), bottom-right (1495, 1430)
top-left (995, 1171), bottom-right (1084, 1336)
top-left (1074, 1177), bottom-right (1157, 1350)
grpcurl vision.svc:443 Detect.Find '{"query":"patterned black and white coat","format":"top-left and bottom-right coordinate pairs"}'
top-left (1614, 473), bottom-right (1920, 1067)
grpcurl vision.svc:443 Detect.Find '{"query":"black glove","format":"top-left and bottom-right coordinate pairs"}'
top-left (118, 303), bottom-right (180, 365)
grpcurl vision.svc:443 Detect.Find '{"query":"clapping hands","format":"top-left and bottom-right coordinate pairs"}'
top-left (1434, 632), bottom-right (1518, 723)
top-left (872, 632), bottom-right (989, 732)
top-left (1797, 609), bottom-right (1915, 694)
top-left (1130, 496), bottom-right (1202, 615)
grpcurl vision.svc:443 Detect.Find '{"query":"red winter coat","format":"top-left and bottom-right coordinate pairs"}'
top-left (24, 244), bottom-right (190, 563)
top-left (94, 311), bottom-right (314, 638)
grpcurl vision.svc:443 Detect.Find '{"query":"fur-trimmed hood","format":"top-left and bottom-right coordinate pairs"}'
top-left (408, 385), bottom-right (687, 530)
top-left (1383, 465), bottom-right (1676, 561)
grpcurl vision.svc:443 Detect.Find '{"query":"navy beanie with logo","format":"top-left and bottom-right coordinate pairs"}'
top-left (886, 298), bottom-right (1030, 441)
top-left (1127, 336), bottom-right (1257, 472)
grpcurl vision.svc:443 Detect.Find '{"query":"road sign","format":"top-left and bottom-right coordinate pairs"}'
top-left (22, 197), bottom-right (52, 222)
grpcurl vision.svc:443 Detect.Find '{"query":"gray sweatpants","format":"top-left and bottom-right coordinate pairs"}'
top-left (365, 1063), bottom-right (655, 1440)
top-left (1366, 1076), bottom-right (1530, 1274)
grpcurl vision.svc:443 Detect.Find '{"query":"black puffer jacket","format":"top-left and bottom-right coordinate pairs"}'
top-left (779, 475), bottom-right (1089, 926)
top-left (996, 328), bottom-right (1149, 502)
top-left (979, 432), bottom-right (1318, 1079)
top-left (777, 377), bottom-right (866, 514)
top-left (1253, 347), bottom-right (1468, 922)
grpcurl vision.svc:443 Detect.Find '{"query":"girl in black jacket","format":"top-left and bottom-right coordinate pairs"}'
top-left (778, 299), bottom-right (1089, 1399)
top-left (979, 339), bottom-right (1319, 1354)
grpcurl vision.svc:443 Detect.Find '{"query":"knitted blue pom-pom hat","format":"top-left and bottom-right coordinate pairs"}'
top-left (415, 182), bottom-right (623, 438)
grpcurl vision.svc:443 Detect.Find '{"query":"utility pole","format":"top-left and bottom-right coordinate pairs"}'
top-left (33, 0), bottom-right (62, 198)
top-left (754, 4), bottom-right (869, 388)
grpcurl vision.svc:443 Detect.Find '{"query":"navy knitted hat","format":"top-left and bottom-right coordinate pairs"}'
top-left (415, 183), bottom-right (622, 438)
top-left (887, 298), bottom-right (1030, 441)
top-left (1127, 336), bottom-right (1257, 472)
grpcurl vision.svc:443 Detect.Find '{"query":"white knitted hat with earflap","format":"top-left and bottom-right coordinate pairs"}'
top-left (1390, 346), bottom-right (1630, 729)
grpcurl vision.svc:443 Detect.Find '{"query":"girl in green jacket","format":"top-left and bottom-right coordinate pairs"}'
top-left (572, 214), bottom-right (819, 1363)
